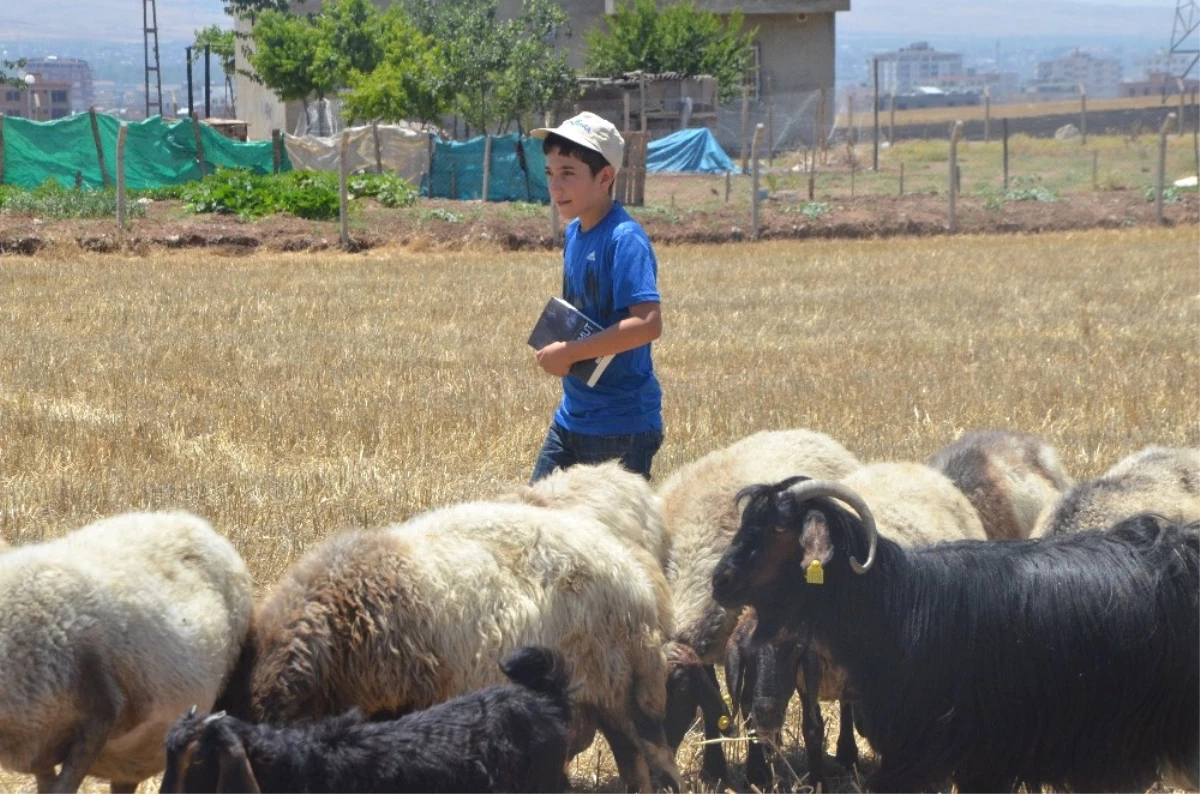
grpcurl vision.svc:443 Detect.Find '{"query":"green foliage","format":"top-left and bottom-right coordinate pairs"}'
top-left (780, 200), bottom-right (832, 219)
top-left (1, 58), bottom-right (28, 90)
top-left (421, 207), bottom-right (465, 223)
top-left (584, 0), bottom-right (756, 103)
top-left (348, 173), bottom-right (419, 207)
top-left (193, 26), bottom-right (237, 114)
top-left (0, 181), bottom-right (147, 219)
top-left (1144, 185), bottom-right (1183, 203)
top-left (1005, 186), bottom-right (1058, 203)
top-left (341, 6), bottom-right (449, 125)
top-left (132, 184), bottom-right (189, 201)
top-left (250, 11), bottom-right (327, 104)
top-left (180, 169), bottom-right (342, 220)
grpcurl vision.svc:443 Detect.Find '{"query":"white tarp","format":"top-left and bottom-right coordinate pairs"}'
top-left (284, 124), bottom-right (432, 186)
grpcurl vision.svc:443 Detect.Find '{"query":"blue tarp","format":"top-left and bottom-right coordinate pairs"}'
top-left (646, 127), bottom-right (738, 174)
top-left (425, 133), bottom-right (549, 203)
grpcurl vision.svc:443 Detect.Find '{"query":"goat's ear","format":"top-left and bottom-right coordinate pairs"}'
top-left (799, 510), bottom-right (835, 569)
top-left (212, 726), bottom-right (261, 794)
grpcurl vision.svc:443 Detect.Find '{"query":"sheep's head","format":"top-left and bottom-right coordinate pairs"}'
top-left (662, 642), bottom-right (735, 749)
top-left (162, 709), bottom-right (261, 794)
top-left (711, 478), bottom-right (878, 643)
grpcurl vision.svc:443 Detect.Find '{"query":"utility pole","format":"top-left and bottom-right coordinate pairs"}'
top-left (143, 0), bottom-right (163, 117)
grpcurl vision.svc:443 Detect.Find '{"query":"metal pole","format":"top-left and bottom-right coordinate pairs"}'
top-left (339, 132), bottom-right (350, 247)
top-left (1156, 113), bottom-right (1176, 224)
top-left (872, 58), bottom-right (880, 171)
top-left (186, 46), bottom-right (194, 119)
top-left (949, 121), bottom-right (963, 232)
top-left (204, 43), bottom-right (211, 118)
top-left (751, 123), bottom-right (764, 240)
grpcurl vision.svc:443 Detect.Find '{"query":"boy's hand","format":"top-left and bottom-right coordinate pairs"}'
top-left (535, 341), bottom-right (574, 377)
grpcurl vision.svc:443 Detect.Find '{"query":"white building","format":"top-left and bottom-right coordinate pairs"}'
top-left (1030, 49), bottom-right (1121, 99)
top-left (1132, 49), bottom-right (1195, 81)
top-left (871, 42), bottom-right (963, 96)
top-left (22, 56), bottom-right (93, 112)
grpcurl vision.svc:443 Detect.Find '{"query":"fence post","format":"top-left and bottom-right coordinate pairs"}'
top-left (818, 87), bottom-right (828, 164)
top-left (0, 114), bottom-right (5, 185)
top-left (116, 123), bottom-right (128, 233)
top-left (1092, 150), bottom-right (1098, 190)
top-left (1079, 85), bottom-right (1087, 146)
top-left (767, 99), bottom-right (774, 167)
top-left (725, 169), bottom-right (731, 203)
top-left (623, 90), bottom-right (631, 133)
top-left (872, 57), bottom-right (880, 171)
top-left (339, 131), bottom-right (350, 248)
top-left (750, 123), bottom-right (763, 240)
top-left (949, 120), bottom-right (963, 232)
top-left (372, 122), bottom-right (384, 174)
top-left (89, 107), bottom-right (111, 188)
top-left (192, 116), bottom-right (207, 179)
top-left (1002, 117), bottom-right (1009, 191)
top-left (740, 85), bottom-right (750, 175)
top-left (1156, 113), bottom-right (1176, 225)
top-left (481, 134), bottom-right (492, 203)
top-left (899, 161), bottom-right (904, 195)
top-left (984, 87), bottom-right (991, 143)
top-left (271, 129), bottom-right (282, 174)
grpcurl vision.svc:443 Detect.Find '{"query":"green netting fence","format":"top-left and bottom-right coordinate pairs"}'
top-left (0, 112), bottom-right (290, 190)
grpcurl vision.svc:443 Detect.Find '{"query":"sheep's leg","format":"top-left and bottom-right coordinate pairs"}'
top-left (744, 735), bottom-right (773, 789)
top-left (34, 771), bottom-right (57, 793)
top-left (833, 699), bottom-right (857, 770)
top-left (629, 703), bottom-right (682, 793)
top-left (109, 782), bottom-right (139, 794)
top-left (45, 653), bottom-right (123, 794)
top-left (697, 665), bottom-right (728, 785)
top-left (798, 648), bottom-right (828, 791)
top-left (597, 717), bottom-right (653, 793)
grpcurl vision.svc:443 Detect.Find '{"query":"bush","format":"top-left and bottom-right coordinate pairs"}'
top-left (0, 180), bottom-right (147, 219)
top-left (180, 169), bottom-right (341, 220)
top-left (348, 173), bottom-right (419, 208)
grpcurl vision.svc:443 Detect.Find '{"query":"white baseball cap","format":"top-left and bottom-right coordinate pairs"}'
top-left (532, 112), bottom-right (625, 174)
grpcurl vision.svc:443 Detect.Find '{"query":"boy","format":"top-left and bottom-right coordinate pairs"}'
top-left (528, 111), bottom-right (663, 482)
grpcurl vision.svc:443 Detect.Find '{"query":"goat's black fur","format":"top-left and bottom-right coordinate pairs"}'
top-left (713, 478), bottom-right (1199, 793)
top-left (162, 646), bottom-right (572, 794)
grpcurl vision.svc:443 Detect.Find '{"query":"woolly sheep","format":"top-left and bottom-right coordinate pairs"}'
top-left (0, 511), bottom-right (252, 793)
top-left (216, 463), bottom-right (681, 793)
top-left (1033, 445), bottom-right (1200, 537)
top-left (926, 430), bottom-right (1073, 540)
top-left (657, 429), bottom-right (861, 782)
top-left (729, 462), bottom-right (987, 788)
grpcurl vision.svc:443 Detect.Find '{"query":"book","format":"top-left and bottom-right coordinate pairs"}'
top-left (527, 297), bottom-right (614, 388)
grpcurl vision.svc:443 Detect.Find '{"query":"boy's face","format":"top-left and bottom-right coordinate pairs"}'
top-left (545, 150), bottom-right (615, 228)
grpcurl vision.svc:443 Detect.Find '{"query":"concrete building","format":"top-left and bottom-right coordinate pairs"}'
top-left (22, 56), bottom-right (94, 112)
top-left (925, 70), bottom-right (1021, 102)
top-left (871, 42), bottom-right (963, 97)
top-left (1029, 49), bottom-right (1121, 99)
top-left (0, 73), bottom-right (72, 120)
top-left (1133, 50), bottom-right (1195, 82)
top-left (1120, 71), bottom-right (1200, 98)
top-left (235, 0), bottom-right (849, 141)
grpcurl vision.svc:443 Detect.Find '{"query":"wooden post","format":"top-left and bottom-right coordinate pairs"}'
top-left (1156, 113), bottom-right (1176, 225)
top-left (639, 73), bottom-right (647, 133)
top-left (192, 116), bottom-right (207, 179)
top-left (818, 87), bottom-right (827, 163)
top-left (623, 90), bottom-right (631, 133)
top-left (271, 129), bottom-right (282, 174)
top-left (481, 134), bottom-right (492, 203)
top-left (1002, 117), bottom-right (1009, 191)
top-left (372, 122), bottom-right (384, 174)
top-left (339, 132), bottom-right (350, 248)
top-left (767, 100), bottom-right (775, 167)
top-left (1092, 150), bottom-right (1098, 190)
top-left (750, 123), bottom-right (764, 240)
top-left (872, 58), bottom-right (880, 171)
top-left (949, 120), bottom-right (963, 232)
top-left (984, 87), bottom-right (991, 143)
top-left (740, 84), bottom-right (750, 175)
top-left (116, 123), bottom-right (128, 232)
top-left (899, 161), bottom-right (904, 195)
top-left (847, 94), bottom-right (855, 147)
top-left (89, 107), bottom-right (111, 187)
top-left (0, 114), bottom-right (5, 185)
top-left (725, 169), bottom-right (731, 203)
top-left (808, 143), bottom-right (816, 199)
top-left (1079, 85), bottom-right (1087, 145)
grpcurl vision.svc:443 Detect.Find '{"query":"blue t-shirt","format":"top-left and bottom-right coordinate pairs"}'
top-left (553, 202), bottom-right (662, 435)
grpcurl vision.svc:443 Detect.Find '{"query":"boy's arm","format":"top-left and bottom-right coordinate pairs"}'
top-left (535, 301), bottom-right (661, 377)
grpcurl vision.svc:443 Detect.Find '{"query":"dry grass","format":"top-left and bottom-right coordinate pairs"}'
top-left (867, 93), bottom-right (1195, 128)
top-left (1, 227), bottom-right (1197, 793)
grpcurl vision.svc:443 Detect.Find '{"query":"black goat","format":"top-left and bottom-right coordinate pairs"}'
top-left (725, 612), bottom-right (857, 790)
top-left (711, 477), bottom-right (1200, 793)
top-left (161, 646), bottom-right (572, 793)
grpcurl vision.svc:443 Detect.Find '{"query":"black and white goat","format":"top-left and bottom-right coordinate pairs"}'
top-left (161, 646), bottom-right (572, 793)
top-left (711, 477), bottom-right (1200, 793)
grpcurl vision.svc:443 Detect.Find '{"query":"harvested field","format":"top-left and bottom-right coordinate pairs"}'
top-left (0, 227), bottom-right (1197, 792)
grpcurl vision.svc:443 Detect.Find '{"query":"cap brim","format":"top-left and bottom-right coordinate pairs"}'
top-left (530, 124), bottom-right (606, 157)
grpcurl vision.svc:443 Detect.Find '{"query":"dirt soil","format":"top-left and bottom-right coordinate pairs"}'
top-left (0, 191), bottom-right (1195, 255)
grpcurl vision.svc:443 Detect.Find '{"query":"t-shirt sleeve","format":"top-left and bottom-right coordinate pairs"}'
top-left (611, 229), bottom-right (660, 312)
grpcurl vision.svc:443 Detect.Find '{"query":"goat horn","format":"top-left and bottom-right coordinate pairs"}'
top-left (784, 480), bottom-right (877, 574)
top-left (188, 705), bottom-right (197, 717)
top-left (202, 710), bottom-right (228, 726)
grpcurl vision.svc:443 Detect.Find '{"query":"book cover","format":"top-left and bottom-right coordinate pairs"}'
top-left (527, 297), bottom-right (615, 388)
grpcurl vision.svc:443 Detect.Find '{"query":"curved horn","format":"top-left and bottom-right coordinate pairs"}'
top-left (784, 479), bottom-right (877, 574)
top-left (202, 710), bottom-right (228, 726)
top-left (188, 704), bottom-right (198, 717)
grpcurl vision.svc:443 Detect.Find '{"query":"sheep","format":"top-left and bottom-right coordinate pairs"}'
top-left (926, 429), bottom-right (1073, 540)
top-left (728, 461), bottom-right (987, 789)
top-left (657, 428), bottom-right (861, 783)
top-left (713, 478), bottom-right (1200, 793)
top-left (162, 646), bottom-right (573, 794)
top-left (1033, 445), bottom-right (1200, 537)
top-left (0, 511), bottom-right (252, 794)
top-left (215, 462), bottom-right (681, 793)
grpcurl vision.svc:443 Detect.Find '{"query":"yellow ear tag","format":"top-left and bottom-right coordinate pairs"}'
top-left (718, 714), bottom-right (731, 731)
top-left (806, 559), bottom-right (825, 585)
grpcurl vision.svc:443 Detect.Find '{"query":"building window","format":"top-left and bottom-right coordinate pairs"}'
top-left (51, 90), bottom-right (68, 103)
top-left (5, 90), bottom-right (19, 102)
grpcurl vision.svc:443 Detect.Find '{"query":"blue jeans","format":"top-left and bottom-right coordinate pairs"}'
top-left (531, 423), bottom-right (664, 483)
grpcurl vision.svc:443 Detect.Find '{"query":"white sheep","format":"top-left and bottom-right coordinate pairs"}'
top-left (926, 430), bottom-right (1073, 540)
top-left (1032, 445), bottom-right (1200, 537)
top-left (217, 463), bottom-right (681, 793)
top-left (656, 429), bottom-right (861, 783)
top-left (0, 511), bottom-right (253, 793)
top-left (840, 461), bottom-right (987, 546)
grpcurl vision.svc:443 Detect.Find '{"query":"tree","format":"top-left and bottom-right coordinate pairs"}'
top-left (193, 26), bottom-right (237, 116)
top-left (340, 7), bottom-right (449, 125)
top-left (1, 58), bottom-right (28, 91)
top-left (585, 0), bottom-right (756, 103)
top-left (492, 0), bottom-right (579, 134)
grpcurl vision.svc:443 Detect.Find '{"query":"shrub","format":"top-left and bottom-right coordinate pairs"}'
top-left (180, 169), bottom-right (341, 220)
top-left (0, 181), bottom-right (147, 219)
